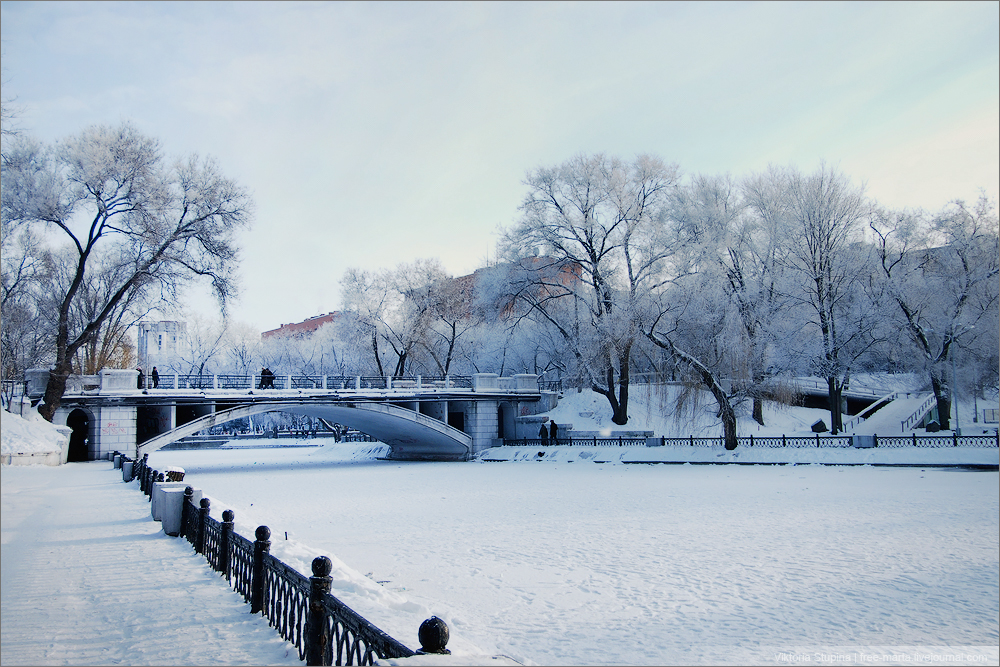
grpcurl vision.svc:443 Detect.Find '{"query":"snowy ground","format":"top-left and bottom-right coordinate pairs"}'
top-left (0, 460), bottom-right (302, 666)
top-left (3, 382), bottom-right (998, 666)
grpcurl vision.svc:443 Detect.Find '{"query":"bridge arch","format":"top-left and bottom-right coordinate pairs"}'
top-left (136, 401), bottom-right (473, 461)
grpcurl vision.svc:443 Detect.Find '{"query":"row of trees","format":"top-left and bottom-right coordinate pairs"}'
top-left (3, 116), bottom-right (997, 446)
top-left (500, 155), bottom-right (997, 446)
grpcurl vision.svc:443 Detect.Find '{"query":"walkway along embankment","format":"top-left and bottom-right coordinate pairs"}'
top-left (121, 453), bottom-right (468, 665)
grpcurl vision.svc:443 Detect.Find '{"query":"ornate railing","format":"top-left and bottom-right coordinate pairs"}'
top-left (742, 434), bottom-right (853, 448)
top-left (503, 433), bottom-right (999, 448)
top-left (506, 437), bottom-right (649, 447)
top-left (262, 555), bottom-right (309, 658)
top-left (124, 454), bottom-right (447, 665)
top-left (870, 433), bottom-right (999, 448)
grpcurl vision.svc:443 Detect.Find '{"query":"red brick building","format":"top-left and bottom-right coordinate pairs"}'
top-left (261, 312), bottom-right (341, 339)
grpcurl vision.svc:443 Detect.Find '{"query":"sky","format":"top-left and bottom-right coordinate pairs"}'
top-left (2, 1), bottom-right (998, 333)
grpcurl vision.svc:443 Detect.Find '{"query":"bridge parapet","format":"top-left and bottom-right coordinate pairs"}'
top-left (27, 368), bottom-right (540, 398)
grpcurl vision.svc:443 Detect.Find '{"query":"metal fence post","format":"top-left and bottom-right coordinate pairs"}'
top-left (306, 556), bottom-right (333, 666)
top-left (251, 526), bottom-right (271, 614)
top-left (181, 486), bottom-right (194, 540)
top-left (197, 497), bottom-right (210, 554)
top-left (220, 509), bottom-right (234, 579)
top-left (416, 616), bottom-right (451, 655)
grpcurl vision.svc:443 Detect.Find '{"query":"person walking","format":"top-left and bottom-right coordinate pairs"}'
top-left (549, 419), bottom-right (558, 445)
top-left (136, 367), bottom-right (145, 390)
top-left (539, 423), bottom-right (549, 445)
top-left (151, 367), bottom-right (159, 388)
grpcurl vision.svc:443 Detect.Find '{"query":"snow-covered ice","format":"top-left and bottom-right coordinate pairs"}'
top-left (136, 444), bottom-right (998, 666)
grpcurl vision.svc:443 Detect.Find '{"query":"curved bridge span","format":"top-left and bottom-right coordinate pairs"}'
top-left (136, 400), bottom-right (473, 461)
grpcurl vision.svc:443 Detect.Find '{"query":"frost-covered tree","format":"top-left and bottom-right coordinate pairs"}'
top-left (175, 312), bottom-right (228, 377)
top-left (502, 153), bottom-right (679, 424)
top-left (869, 193), bottom-right (999, 429)
top-left (782, 164), bottom-right (871, 434)
top-left (1, 122), bottom-right (253, 419)
top-left (340, 259), bottom-right (452, 378)
top-left (1, 220), bottom-right (53, 379)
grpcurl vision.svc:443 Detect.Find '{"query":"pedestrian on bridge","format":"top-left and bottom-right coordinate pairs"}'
top-left (151, 367), bottom-right (159, 389)
top-left (136, 367), bottom-right (145, 390)
top-left (539, 423), bottom-right (549, 445)
top-left (549, 419), bottom-right (558, 445)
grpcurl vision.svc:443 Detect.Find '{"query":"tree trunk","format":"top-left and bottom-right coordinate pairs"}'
top-left (930, 372), bottom-right (951, 430)
top-left (827, 377), bottom-right (844, 434)
top-left (647, 331), bottom-right (738, 450)
top-left (38, 360), bottom-right (72, 422)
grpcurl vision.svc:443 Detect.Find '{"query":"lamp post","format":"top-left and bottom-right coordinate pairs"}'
top-left (952, 351), bottom-right (960, 436)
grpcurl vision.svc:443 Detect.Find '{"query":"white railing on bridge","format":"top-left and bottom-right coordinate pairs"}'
top-left (901, 393), bottom-right (938, 432)
top-left (843, 391), bottom-right (899, 432)
top-left (26, 369), bottom-right (540, 397)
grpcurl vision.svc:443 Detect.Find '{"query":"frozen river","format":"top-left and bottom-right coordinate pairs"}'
top-left (146, 443), bottom-right (999, 666)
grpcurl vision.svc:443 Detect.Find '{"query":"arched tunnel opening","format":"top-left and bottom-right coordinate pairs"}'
top-left (66, 408), bottom-right (91, 461)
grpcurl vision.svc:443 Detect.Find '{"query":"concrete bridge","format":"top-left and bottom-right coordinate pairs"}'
top-left (26, 369), bottom-right (544, 462)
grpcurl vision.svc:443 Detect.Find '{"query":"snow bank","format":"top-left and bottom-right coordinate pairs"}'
top-left (1, 409), bottom-right (72, 465)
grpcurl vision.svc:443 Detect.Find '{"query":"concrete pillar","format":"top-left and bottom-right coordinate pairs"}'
top-left (95, 404), bottom-right (138, 458)
top-left (99, 368), bottom-right (141, 393)
top-left (515, 374), bottom-right (539, 392)
top-left (472, 373), bottom-right (499, 392)
top-left (464, 399), bottom-right (499, 456)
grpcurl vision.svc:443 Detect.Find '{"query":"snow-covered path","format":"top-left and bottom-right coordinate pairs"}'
top-left (0, 461), bottom-right (301, 666)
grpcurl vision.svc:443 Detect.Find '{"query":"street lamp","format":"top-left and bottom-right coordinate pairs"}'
top-left (952, 350), bottom-right (960, 436)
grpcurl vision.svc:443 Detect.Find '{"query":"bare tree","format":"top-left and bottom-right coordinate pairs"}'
top-left (502, 153), bottom-right (679, 424)
top-left (783, 164), bottom-right (870, 434)
top-left (176, 313), bottom-right (229, 377)
top-left (340, 260), bottom-right (446, 378)
top-left (870, 193), bottom-right (999, 428)
top-left (1, 122), bottom-right (253, 420)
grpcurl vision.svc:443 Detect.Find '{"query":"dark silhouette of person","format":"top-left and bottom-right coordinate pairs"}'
top-left (151, 367), bottom-right (159, 388)
top-left (549, 419), bottom-right (558, 445)
top-left (259, 368), bottom-right (275, 389)
top-left (136, 367), bottom-right (145, 389)
top-left (539, 423), bottom-right (549, 445)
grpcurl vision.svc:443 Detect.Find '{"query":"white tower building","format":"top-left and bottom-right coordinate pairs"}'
top-left (137, 321), bottom-right (187, 372)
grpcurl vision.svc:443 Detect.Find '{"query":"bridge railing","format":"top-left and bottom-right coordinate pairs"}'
top-left (38, 368), bottom-right (540, 396)
top-left (126, 455), bottom-right (450, 664)
top-left (503, 434), bottom-right (999, 448)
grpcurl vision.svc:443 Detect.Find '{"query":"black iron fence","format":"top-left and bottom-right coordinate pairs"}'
top-left (504, 433), bottom-right (999, 448)
top-left (124, 454), bottom-right (449, 665)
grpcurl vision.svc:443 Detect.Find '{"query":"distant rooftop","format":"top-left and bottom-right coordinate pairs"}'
top-left (261, 312), bottom-right (340, 339)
